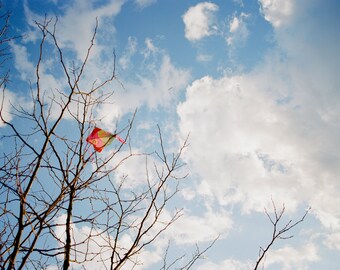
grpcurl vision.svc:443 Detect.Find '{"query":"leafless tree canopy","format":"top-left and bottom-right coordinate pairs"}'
top-left (0, 9), bottom-right (311, 270)
top-left (0, 16), bottom-right (215, 270)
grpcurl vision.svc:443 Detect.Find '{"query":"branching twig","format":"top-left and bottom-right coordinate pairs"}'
top-left (254, 199), bottom-right (311, 270)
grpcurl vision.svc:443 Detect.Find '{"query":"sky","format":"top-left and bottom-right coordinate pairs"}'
top-left (1, 0), bottom-right (340, 269)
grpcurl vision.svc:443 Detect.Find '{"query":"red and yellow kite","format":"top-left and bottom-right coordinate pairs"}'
top-left (86, 127), bottom-right (125, 152)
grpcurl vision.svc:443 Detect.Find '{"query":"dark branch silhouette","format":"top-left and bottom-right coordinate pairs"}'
top-left (254, 199), bottom-right (310, 270)
top-left (0, 15), bottom-right (216, 270)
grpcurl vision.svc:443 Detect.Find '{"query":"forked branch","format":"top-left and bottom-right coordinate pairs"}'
top-left (254, 199), bottom-right (310, 270)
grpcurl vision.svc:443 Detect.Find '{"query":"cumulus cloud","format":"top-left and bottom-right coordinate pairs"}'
top-left (109, 149), bottom-right (163, 189)
top-left (265, 243), bottom-right (320, 269)
top-left (51, 214), bottom-right (162, 270)
top-left (178, 53), bottom-right (340, 215)
top-left (177, 0), bottom-right (340, 241)
top-left (182, 2), bottom-right (219, 42)
top-left (166, 208), bottom-right (233, 245)
top-left (49, 206), bottom-right (226, 269)
top-left (178, 74), bottom-right (305, 211)
top-left (259, 0), bottom-right (294, 28)
top-left (11, 43), bottom-right (36, 81)
top-left (0, 90), bottom-right (30, 127)
top-left (324, 232), bottom-right (340, 250)
top-left (0, 92), bottom-right (11, 127)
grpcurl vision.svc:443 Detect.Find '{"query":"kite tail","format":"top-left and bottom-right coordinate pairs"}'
top-left (116, 135), bottom-right (126, 144)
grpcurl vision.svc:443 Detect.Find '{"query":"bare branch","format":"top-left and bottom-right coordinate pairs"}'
top-left (254, 200), bottom-right (311, 270)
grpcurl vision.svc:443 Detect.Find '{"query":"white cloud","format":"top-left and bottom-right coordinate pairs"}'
top-left (16, 1), bottom-right (191, 130)
top-left (134, 0), bottom-right (157, 9)
top-left (16, 2), bottom-right (128, 127)
top-left (178, 52), bottom-right (340, 216)
top-left (51, 214), bottom-right (163, 270)
top-left (187, 6), bottom-right (340, 261)
top-left (119, 36), bottom-right (138, 69)
top-left (136, 37), bottom-right (161, 64)
top-left (166, 208), bottom-right (232, 245)
top-left (196, 53), bottom-right (213, 62)
top-left (57, 0), bottom-right (124, 60)
top-left (229, 16), bottom-right (240, 33)
top-left (324, 232), bottom-right (340, 250)
top-left (265, 243), bottom-right (320, 269)
top-left (311, 189), bottom-right (340, 230)
top-left (17, 2), bottom-right (187, 129)
top-left (177, 0), bottom-right (340, 231)
top-left (0, 88), bottom-right (33, 128)
top-left (233, 0), bottom-right (244, 7)
top-left (227, 12), bottom-right (249, 46)
top-left (182, 2), bottom-right (219, 42)
top-left (105, 150), bottom-right (232, 246)
top-left (0, 90), bottom-right (17, 126)
top-left (11, 43), bottom-right (35, 81)
top-left (180, 187), bottom-right (196, 201)
top-left (259, 0), bottom-right (294, 28)
top-left (49, 206), bottom-right (226, 269)
top-left (96, 54), bottom-right (191, 128)
top-left (178, 74), bottom-right (303, 211)
top-left (142, 37), bottom-right (158, 59)
top-left (10, 41), bottom-right (79, 121)
top-left (197, 259), bottom-right (252, 270)
top-left (137, 54), bottom-right (191, 109)
top-left (109, 149), bottom-right (163, 189)
top-left (24, 0), bottom-right (125, 60)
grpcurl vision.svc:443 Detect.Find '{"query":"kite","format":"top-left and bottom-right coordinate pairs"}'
top-left (86, 127), bottom-right (125, 152)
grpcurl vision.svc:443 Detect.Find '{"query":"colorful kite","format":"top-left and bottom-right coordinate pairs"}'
top-left (86, 127), bottom-right (125, 152)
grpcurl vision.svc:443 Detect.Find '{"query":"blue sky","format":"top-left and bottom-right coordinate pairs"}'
top-left (1, 0), bottom-right (340, 269)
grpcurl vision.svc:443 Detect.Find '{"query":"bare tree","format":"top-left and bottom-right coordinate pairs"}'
top-left (0, 5), bottom-right (11, 66)
top-left (254, 199), bottom-right (311, 270)
top-left (0, 17), bottom-right (214, 270)
top-left (0, 11), bottom-right (311, 270)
